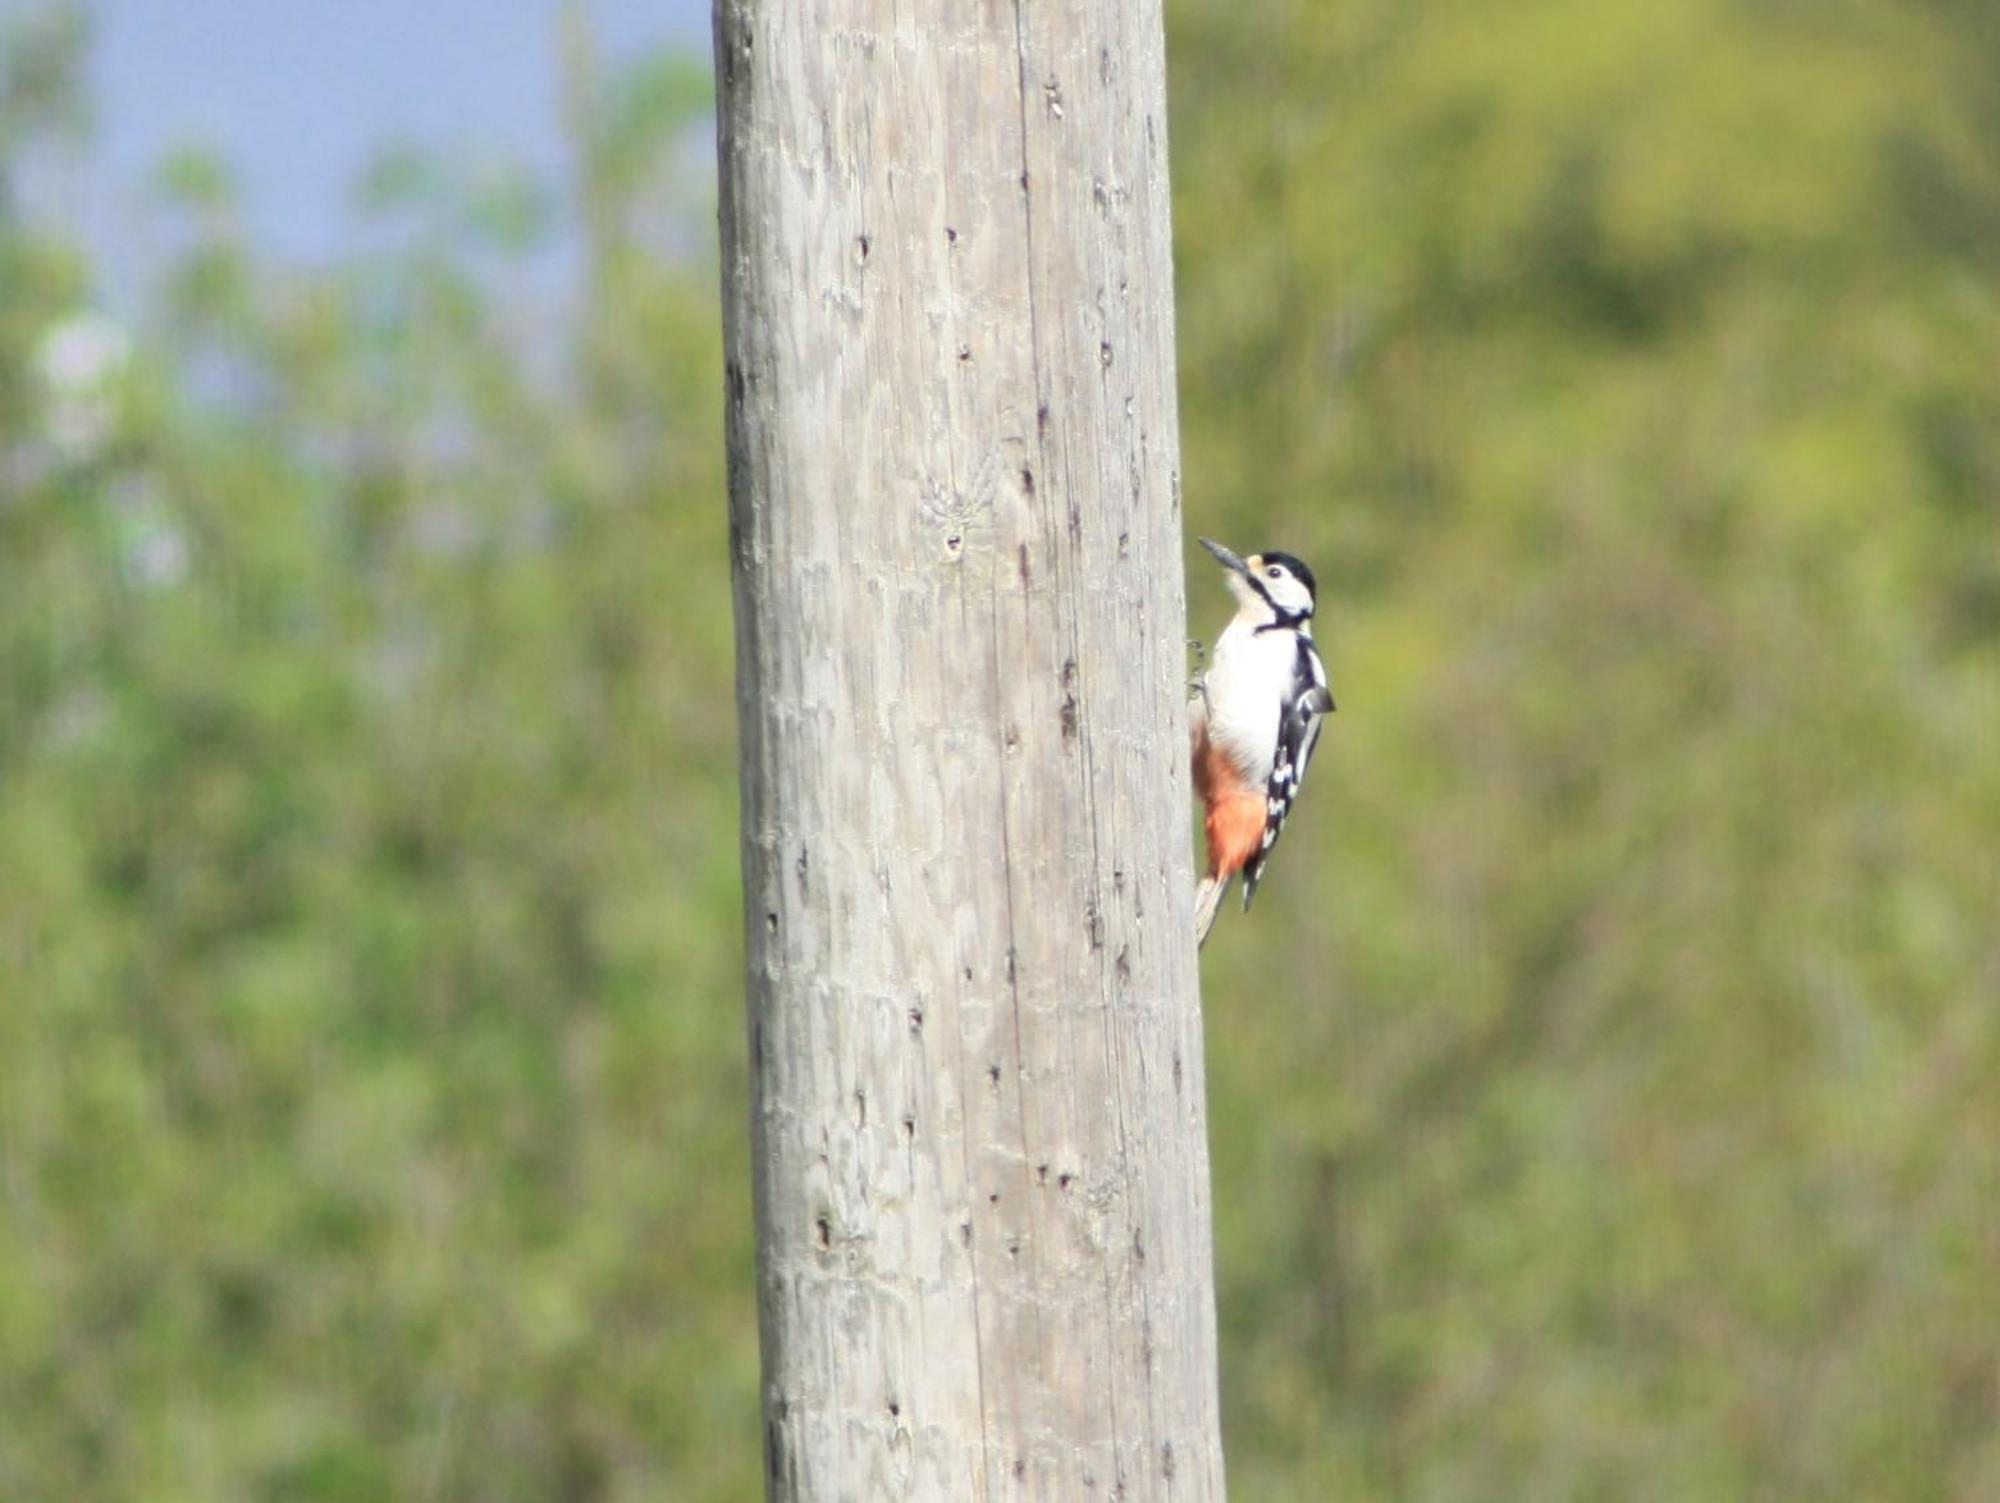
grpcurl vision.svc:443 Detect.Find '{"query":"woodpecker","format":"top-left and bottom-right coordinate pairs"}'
top-left (1189, 536), bottom-right (1334, 947)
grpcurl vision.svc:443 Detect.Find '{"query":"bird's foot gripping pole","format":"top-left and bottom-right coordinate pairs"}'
top-left (1186, 638), bottom-right (1210, 696)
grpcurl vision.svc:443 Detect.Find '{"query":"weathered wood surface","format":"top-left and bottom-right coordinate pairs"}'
top-left (715, 0), bottom-right (1224, 1496)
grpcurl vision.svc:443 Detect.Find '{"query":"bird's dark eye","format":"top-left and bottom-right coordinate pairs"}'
top-left (1267, 565), bottom-right (1287, 579)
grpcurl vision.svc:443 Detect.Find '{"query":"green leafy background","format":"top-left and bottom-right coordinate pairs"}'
top-left (4, 1), bottom-right (1997, 1497)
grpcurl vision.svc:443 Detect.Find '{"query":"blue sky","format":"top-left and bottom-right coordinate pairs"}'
top-left (83, 0), bottom-right (708, 263)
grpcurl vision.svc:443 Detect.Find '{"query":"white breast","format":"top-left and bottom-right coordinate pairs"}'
top-left (1201, 617), bottom-right (1299, 787)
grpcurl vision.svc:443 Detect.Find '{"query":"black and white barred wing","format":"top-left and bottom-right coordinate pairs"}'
top-left (1242, 636), bottom-right (1334, 908)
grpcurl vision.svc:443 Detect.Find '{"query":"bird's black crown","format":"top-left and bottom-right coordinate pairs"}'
top-left (1259, 549), bottom-right (1317, 603)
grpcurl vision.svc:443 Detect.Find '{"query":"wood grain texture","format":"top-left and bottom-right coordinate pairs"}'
top-left (715, 0), bottom-right (1224, 1496)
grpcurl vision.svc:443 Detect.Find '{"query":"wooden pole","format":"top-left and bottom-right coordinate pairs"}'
top-left (715, 1), bottom-right (1225, 1496)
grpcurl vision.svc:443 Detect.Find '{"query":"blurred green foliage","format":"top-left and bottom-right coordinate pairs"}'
top-left (2, 0), bottom-right (1998, 1498)
top-left (3, 8), bottom-right (745, 1500)
top-left (1172, 1), bottom-right (2000, 1497)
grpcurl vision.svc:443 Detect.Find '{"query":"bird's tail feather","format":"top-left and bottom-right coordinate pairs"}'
top-left (1194, 873), bottom-right (1232, 949)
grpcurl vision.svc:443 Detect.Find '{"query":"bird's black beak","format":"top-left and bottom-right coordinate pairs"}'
top-left (1198, 537), bottom-right (1250, 576)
